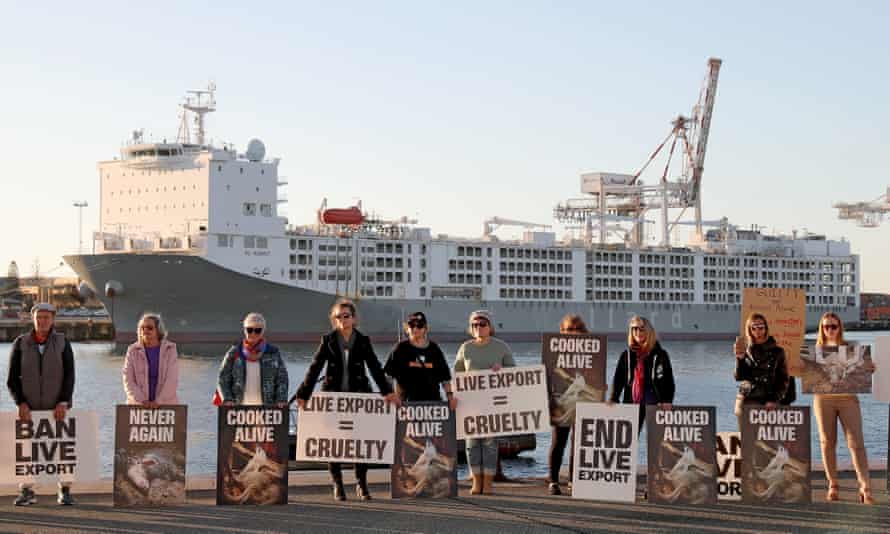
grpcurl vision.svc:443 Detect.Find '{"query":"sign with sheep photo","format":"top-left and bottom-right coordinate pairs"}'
top-left (114, 405), bottom-right (188, 506)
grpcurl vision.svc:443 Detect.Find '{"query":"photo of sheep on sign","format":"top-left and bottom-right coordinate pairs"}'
top-left (216, 406), bottom-right (288, 505)
top-left (799, 342), bottom-right (874, 394)
top-left (113, 405), bottom-right (188, 506)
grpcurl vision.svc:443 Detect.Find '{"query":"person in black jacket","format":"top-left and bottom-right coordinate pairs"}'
top-left (294, 299), bottom-right (399, 501)
top-left (733, 313), bottom-right (789, 430)
top-left (609, 316), bottom-right (675, 433)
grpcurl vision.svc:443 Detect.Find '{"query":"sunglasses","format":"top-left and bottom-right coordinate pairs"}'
top-left (749, 324), bottom-right (766, 331)
top-left (822, 324), bottom-right (840, 330)
top-left (244, 327), bottom-right (263, 334)
top-left (471, 322), bottom-right (490, 328)
top-left (563, 327), bottom-right (584, 333)
top-left (407, 321), bottom-right (426, 329)
top-left (335, 313), bottom-right (353, 320)
top-left (630, 325), bottom-right (644, 332)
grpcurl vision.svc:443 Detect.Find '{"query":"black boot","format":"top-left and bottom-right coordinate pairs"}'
top-left (332, 477), bottom-right (346, 501)
top-left (356, 478), bottom-right (372, 501)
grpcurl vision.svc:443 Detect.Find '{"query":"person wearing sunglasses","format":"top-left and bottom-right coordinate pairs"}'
top-left (217, 312), bottom-right (289, 408)
top-left (732, 313), bottom-right (789, 429)
top-left (811, 312), bottom-right (874, 504)
top-left (546, 314), bottom-right (592, 495)
top-left (384, 312), bottom-right (456, 409)
top-left (123, 312), bottom-right (180, 408)
top-left (609, 316), bottom-right (675, 434)
top-left (295, 299), bottom-right (399, 501)
top-left (453, 310), bottom-right (515, 495)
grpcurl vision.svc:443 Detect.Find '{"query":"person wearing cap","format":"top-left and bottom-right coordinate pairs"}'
top-left (384, 312), bottom-right (456, 408)
top-left (6, 303), bottom-right (76, 506)
top-left (123, 312), bottom-right (180, 406)
top-left (453, 310), bottom-right (515, 495)
top-left (295, 299), bottom-right (399, 502)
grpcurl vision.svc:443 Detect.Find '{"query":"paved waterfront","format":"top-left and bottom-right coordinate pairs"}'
top-left (0, 471), bottom-right (886, 534)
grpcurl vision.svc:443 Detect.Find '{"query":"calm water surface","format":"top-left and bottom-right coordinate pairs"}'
top-left (1, 331), bottom-right (887, 477)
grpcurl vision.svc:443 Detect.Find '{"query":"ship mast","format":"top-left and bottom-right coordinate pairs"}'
top-left (177, 82), bottom-right (217, 145)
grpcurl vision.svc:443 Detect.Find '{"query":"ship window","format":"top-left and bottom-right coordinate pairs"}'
top-left (260, 204), bottom-right (272, 216)
top-left (256, 237), bottom-right (268, 249)
top-left (243, 203), bottom-right (257, 216)
top-left (244, 236), bottom-right (255, 248)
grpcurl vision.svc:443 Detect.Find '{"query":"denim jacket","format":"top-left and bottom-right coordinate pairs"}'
top-left (217, 343), bottom-right (289, 404)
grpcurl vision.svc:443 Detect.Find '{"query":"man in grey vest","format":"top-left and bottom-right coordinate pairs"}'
top-left (6, 303), bottom-right (76, 506)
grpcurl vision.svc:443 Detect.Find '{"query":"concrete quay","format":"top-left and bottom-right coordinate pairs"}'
top-left (0, 469), bottom-right (886, 533)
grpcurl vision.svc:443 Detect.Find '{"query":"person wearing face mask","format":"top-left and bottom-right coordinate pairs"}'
top-left (609, 315), bottom-right (675, 433)
top-left (123, 312), bottom-right (180, 407)
top-left (384, 312), bottom-right (456, 408)
top-left (217, 312), bottom-right (289, 408)
top-left (811, 312), bottom-right (874, 504)
top-left (7, 303), bottom-right (76, 506)
top-left (733, 313), bottom-right (789, 430)
top-left (294, 299), bottom-right (400, 502)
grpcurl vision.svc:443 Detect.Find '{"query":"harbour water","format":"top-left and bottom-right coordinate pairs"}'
top-left (1, 331), bottom-right (887, 478)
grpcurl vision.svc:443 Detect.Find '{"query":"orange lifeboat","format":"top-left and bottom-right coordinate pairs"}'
top-left (321, 207), bottom-right (364, 225)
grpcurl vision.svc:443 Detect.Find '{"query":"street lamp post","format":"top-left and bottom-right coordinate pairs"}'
top-left (73, 201), bottom-right (88, 254)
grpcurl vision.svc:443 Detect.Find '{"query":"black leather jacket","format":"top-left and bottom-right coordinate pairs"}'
top-left (295, 329), bottom-right (392, 401)
top-left (734, 336), bottom-right (789, 404)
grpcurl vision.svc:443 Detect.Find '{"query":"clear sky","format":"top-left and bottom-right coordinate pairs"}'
top-left (1, 1), bottom-right (888, 290)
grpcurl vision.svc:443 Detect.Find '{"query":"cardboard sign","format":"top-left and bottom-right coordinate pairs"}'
top-left (740, 288), bottom-right (806, 373)
top-left (295, 392), bottom-right (396, 464)
top-left (716, 432), bottom-right (742, 501)
top-left (391, 402), bottom-right (457, 499)
top-left (113, 405), bottom-right (187, 506)
top-left (646, 406), bottom-right (717, 505)
top-left (0, 410), bottom-right (99, 485)
top-left (541, 333), bottom-right (607, 427)
top-left (452, 365), bottom-right (549, 440)
top-left (217, 406), bottom-right (288, 505)
top-left (873, 336), bottom-right (890, 402)
top-left (571, 403), bottom-right (638, 502)
top-left (800, 343), bottom-right (873, 394)
top-left (740, 406), bottom-right (810, 504)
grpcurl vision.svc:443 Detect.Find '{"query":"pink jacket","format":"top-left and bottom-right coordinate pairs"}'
top-left (122, 339), bottom-right (180, 404)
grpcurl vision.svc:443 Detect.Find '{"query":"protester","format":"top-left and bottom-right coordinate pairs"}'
top-left (217, 312), bottom-right (288, 407)
top-left (546, 314), bottom-right (592, 495)
top-left (453, 310), bottom-right (515, 495)
top-left (609, 316), bottom-right (675, 433)
top-left (384, 312), bottom-right (456, 408)
top-left (6, 303), bottom-right (76, 506)
top-left (295, 299), bottom-right (399, 501)
top-left (123, 312), bottom-right (179, 406)
top-left (812, 312), bottom-right (874, 504)
top-left (733, 313), bottom-right (789, 429)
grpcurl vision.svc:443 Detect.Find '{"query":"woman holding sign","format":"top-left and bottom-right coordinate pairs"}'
top-left (295, 299), bottom-right (399, 502)
top-left (546, 314), bottom-right (589, 495)
top-left (733, 313), bottom-right (789, 429)
top-left (123, 312), bottom-right (180, 407)
top-left (453, 310), bottom-right (516, 495)
top-left (812, 312), bottom-right (874, 504)
top-left (609, 316), bottom-right (675, 433)
top-left (384, 311), bottom-right (457, 407)
top-left (217, 313), bottom-right (289, 408)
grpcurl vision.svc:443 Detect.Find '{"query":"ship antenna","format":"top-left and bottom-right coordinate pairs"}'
top-left (176, 82), bottom-right (216, 145)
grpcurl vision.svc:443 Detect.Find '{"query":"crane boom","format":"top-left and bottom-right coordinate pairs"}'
top-left (690, 58), bottom-right (722, 202)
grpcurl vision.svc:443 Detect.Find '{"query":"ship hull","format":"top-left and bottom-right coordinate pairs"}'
top-left (64, 253), bottom-right (857, 345)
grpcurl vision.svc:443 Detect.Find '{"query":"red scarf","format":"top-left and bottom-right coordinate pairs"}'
top-left (32, 330), bottom-right (49, 345)
top-left (241, 338), bottom-right (265, 361)
top-left (631, 344), bottom-right (649, 404)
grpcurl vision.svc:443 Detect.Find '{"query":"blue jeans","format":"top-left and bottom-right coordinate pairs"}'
top-left (466, 438), bottom-right (498, 475)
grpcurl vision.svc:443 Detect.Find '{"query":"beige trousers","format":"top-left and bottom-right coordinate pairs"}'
top-left (813, 394), bottom-right (870, 491)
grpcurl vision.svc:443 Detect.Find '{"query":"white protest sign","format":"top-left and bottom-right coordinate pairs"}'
top-left (873, 336), bottom-right (890, 402)
top-left (0, 410), bottom-right (100, 485)
top-left (296, 392), bottom-right (396, 464)
top-left (571, 403), bottom-right (638, 502)
top-left (716, 431), bottom-right (742, 501)
top-left (452, 364), bottom-right (549, 440)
